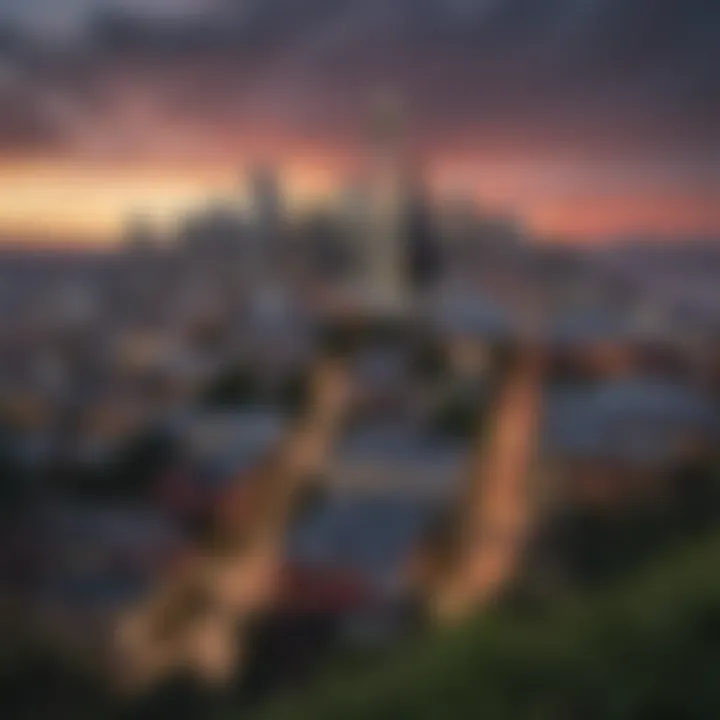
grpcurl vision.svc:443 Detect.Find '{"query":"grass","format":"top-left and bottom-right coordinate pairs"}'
top-left (245, 536), bottom-right (720, 720)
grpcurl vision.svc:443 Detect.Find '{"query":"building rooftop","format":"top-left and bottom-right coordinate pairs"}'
top-left (288, 495), bottom-right (442, 593)
top-left (542, 380), bottom-right (719, 465)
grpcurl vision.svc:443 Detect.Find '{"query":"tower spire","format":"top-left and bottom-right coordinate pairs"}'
top-left (358, 88), bottom-right (411, 314)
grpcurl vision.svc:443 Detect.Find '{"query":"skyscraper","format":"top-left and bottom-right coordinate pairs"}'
top-left (357, 92), bottom-right (441, 315)
top-left (404, 171), bottom-right (442, 296)
top-left (360, 92), bottom-right (413, 313)
top-left (248, 165), bottom-right (281, 232)
top-left (246, 164), bottom-right (283, 278)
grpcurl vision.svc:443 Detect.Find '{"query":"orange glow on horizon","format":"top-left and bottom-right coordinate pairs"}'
top-left (0, 158), bottom-right (717, 245)
top-left (527, 192), bottom-right (720, 243)
top-left (0, 161), bottom-right (339, 244)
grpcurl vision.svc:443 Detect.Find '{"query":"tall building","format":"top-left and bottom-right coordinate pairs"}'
top-left (404, 173), bottom-right (442, 295)
top-left (122, 212), bottom-right (157, 254)
top-left (360, 93), bottom-right (413, 313)
top-left (247, 164), bottom-right (283, 276)
top-left (357, 93), bottom-right (441, 314)
top-left (248, 165), bottom-right (281, 229)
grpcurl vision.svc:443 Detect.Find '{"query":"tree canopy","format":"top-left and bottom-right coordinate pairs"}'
top-left (248, 536), bottom-right (720, 720)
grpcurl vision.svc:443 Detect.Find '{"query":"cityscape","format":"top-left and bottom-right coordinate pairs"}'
top-left (1, 1), bottom-right (720, 719)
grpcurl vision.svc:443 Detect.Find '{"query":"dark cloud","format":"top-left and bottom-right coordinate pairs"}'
top-left (0, 0), bottom-right (718, 172)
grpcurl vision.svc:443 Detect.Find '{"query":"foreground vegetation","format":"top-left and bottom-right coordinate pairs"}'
top-left (2, 536), bottom-right (720, 718)
top-left (247, 537), bottom-right (720, 720)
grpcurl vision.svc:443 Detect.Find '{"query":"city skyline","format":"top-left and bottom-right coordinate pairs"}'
top-left (0, 0), bottom-right (718, 244)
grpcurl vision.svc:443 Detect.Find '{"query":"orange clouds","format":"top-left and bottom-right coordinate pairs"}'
top-left (0, 149), bottom-right (718, 245)
top-left (527, 191), bottom-right (720, 243)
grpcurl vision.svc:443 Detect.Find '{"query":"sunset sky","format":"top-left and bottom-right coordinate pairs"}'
top-left (0, 0), bottom-right (718, 244)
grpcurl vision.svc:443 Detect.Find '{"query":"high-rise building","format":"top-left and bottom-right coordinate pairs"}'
top-left (360, 93), bottom-right (412, 313)
top-left (404, 173), bottom-right (441, 295)
top-left (356, 93), bottom-right (441, 314)
top-left (122, 212), bottom-right (157, 253)
top-left (246, 164), bottom-right (283, 275)
top-left (248, 166), bottom-right (281, 228)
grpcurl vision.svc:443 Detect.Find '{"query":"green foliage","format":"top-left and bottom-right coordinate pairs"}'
top-left (0, 446), bottom-right (30, 517)
top-left (116, 430), bottom-right (176, 477)
top-left (0, 648), bottom-right (113, 719)
top-left (276, 369), bottom-right (311, 418)
top-left (410, 340), bottom-right (449, 384)
top-left (317, 321), bottom-right (364, 359)
top-left (246, 537), bottom-right (720, 720)
top-left (59, 429), bottom-right (178, 503)
top-left (429, 389), bottom-right (483, 440)
top-left (667, 458), bottom-right (720, 538)
top-left (202, 364), bottom-right (265, 408)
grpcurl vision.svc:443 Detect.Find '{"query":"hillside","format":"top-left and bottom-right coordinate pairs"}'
top-left (247, 538), bottom-right (720, 720)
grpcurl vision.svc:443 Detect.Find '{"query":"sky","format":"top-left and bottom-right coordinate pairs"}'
top-left (0, 0), bottom-right (718, 244)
